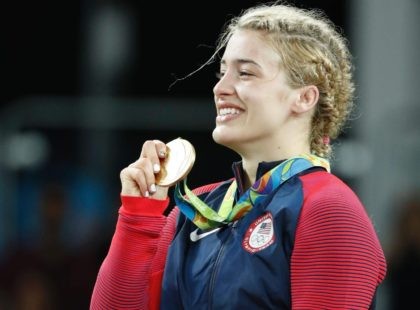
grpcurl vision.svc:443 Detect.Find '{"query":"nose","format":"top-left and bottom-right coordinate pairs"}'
top-left (213, 71), bottom-right (235, 98)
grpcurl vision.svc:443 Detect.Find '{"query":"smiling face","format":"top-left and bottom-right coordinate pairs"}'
top-left (212, 29), bottom-right (300, 157)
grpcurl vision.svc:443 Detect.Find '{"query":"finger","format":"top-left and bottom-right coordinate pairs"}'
top-left (153, 140), bottom-right (168, 160)
top-left (129, 158), bottom-right (157, 194)
top-left (121, 166), bottom-right (150, 197)
top-left (141, 140), bottom-right (167, 174)
top-left (120, 166), bottom-right (143, 196)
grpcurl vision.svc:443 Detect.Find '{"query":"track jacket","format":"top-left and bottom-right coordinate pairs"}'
top-left (91, 161), bottom-right (386, 309)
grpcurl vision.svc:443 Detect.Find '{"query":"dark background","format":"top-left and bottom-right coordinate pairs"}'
top-left (2, 1), bottom-right (348, 102)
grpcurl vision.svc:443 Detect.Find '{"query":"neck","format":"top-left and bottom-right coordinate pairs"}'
top-left (241, 160), bottom-right (259, 189)
top-left (226, 117), bottom-right (313, 189)
top-left (239, 139), bottom-right (311, 190)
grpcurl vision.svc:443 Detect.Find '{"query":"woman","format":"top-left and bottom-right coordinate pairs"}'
top-left (91, 3), bottom-right (386, 309)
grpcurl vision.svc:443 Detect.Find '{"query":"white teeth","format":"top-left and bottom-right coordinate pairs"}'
top-left (219, 108), bottom-right (241, 116)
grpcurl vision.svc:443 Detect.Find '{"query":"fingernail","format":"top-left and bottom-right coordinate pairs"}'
top-left (144, 191), bottom-right (150, 198)
top-left (159, 150), bottom-right (166, 158)
top-left (150, 184), bottom-right (156, 193)
top-left (153, 164), bottom-right (160, 173)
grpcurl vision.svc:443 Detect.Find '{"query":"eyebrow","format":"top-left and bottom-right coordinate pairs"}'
top-left (220, 58), bottom-right (262, 69)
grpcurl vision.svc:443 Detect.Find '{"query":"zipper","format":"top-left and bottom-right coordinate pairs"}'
top-left (207, 221), bottom-right (239, 309)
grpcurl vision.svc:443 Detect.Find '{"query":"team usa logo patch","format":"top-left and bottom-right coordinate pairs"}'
top-left (243, 212), bottom-right (275, 253)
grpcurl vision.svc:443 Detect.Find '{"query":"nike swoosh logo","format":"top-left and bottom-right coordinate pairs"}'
top-left (190, 227), bottom-right (221, 242)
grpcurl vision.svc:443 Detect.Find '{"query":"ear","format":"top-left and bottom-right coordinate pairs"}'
top-left (291, 85), bottom-right (319, 114)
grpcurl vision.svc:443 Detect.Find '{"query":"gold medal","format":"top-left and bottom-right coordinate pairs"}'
top-left (156, 137), bottom-right (196, 187)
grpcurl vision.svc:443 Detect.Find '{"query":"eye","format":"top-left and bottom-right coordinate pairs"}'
top-left (239, 71), bottom-right (253, 77)
top-left (215, 71), bottom-right (225, 79)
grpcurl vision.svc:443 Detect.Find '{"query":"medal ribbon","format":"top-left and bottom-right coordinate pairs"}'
top-left (174, 154), bottom-right (330, 230)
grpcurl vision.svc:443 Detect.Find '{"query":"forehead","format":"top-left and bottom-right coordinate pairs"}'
top-left (221, 29), bottom-right (281, 67)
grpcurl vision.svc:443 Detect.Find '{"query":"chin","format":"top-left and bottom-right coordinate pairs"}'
top-left (212, 128), bottom-right (240, 151)
top-left (212, 128), bottom-right (226, 145)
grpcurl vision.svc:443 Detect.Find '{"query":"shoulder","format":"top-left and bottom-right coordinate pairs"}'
top-left (299, 170), bottom-right (363, 210)
top-left (297, 170), bottom-right (377, 230)
top-left (297, 170), bottom-right (382, 245)
top-left (293, 170), bottom-right (387, 287)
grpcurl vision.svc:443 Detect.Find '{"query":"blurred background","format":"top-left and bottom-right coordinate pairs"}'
top-left (1, 0), bottom-right (419, 309)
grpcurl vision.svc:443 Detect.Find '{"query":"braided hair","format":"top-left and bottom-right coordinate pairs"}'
top-left (215, 3), bottom-right (355, 158)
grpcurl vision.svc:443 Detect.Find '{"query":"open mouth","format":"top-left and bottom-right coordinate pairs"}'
top-left (216, 107), bottom-right (243, 123)
top-left (218, 107), bottom-right (242, 116)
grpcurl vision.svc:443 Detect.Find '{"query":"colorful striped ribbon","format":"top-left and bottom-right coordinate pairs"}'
top-left (174, 154), bottom-right (330, 230)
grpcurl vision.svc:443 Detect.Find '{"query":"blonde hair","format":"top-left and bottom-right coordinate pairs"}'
top-left (214, 3), bottom-right (355, 158)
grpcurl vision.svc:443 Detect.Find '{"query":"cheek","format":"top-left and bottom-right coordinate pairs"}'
top-left (238, 82), bottom-right (294, 115)
top-left (237, 82), bottom-right (268, 104)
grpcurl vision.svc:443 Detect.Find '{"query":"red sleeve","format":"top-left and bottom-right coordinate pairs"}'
top-left (291, 172), bottom-right (387, 309)
top-left (90, 196), bottom-right (178, 310)
top-left (90, 181), bottom-right (223, 310)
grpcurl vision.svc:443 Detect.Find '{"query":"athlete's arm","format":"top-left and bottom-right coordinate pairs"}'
top-left (291, 173), bottom-right (386, 309)
top-left (90, 196), bottom-right (178, 310)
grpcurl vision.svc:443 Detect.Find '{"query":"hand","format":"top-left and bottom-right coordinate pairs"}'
top-left (120, 140), bottom-right (169, 200)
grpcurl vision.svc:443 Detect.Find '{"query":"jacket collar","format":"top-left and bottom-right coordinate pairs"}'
top-left (231, 160), bottom-right (285, 196)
